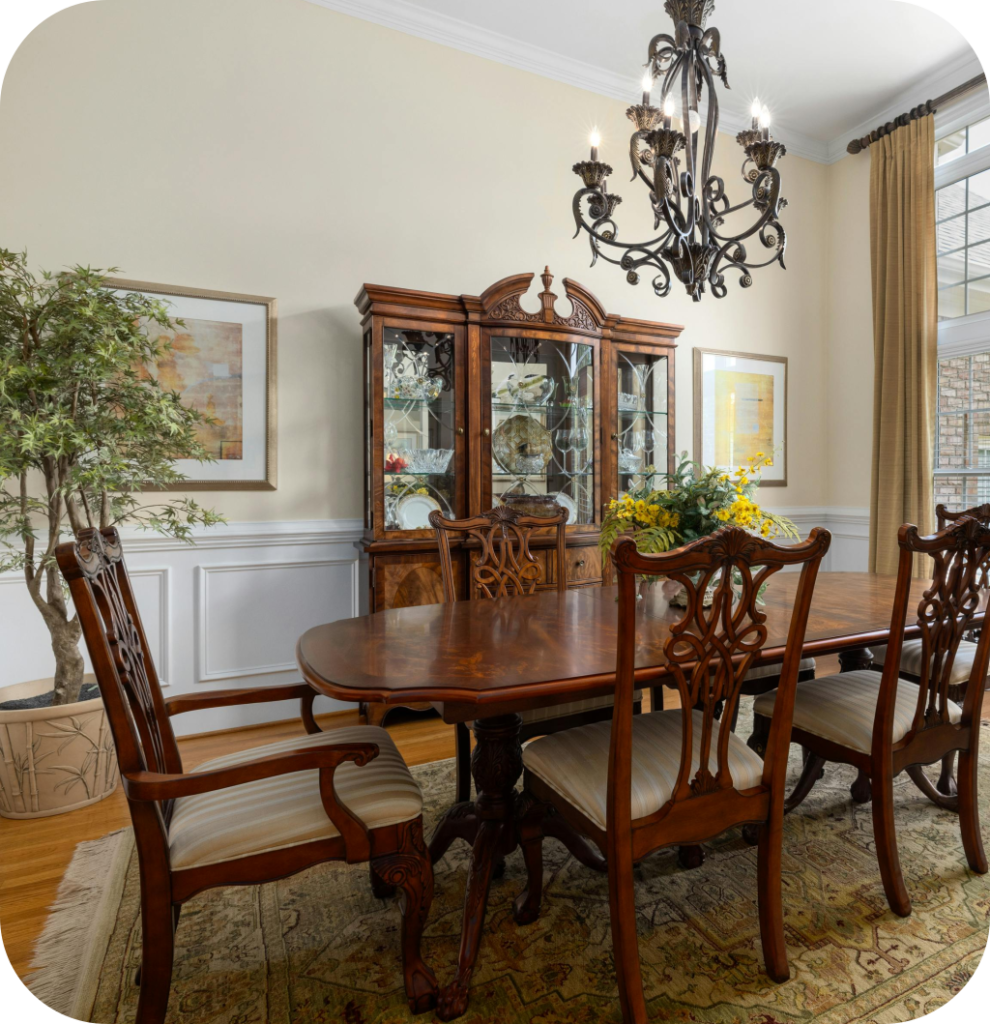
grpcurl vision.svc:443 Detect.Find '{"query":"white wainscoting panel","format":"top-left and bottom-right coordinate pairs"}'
top-left (196, 559), bottom-right (359, 683)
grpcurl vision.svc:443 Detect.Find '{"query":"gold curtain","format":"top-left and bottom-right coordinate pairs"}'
top-left (868, 115), bottom-right (937, 576)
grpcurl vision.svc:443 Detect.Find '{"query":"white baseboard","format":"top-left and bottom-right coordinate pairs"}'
top-left (0, 509), bottom-right (869, 735)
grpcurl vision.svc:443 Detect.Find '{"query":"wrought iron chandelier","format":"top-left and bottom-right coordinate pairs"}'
top-left (571, 0), bottom-right (787, 302)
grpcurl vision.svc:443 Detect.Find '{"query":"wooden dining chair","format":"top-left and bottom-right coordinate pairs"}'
top-left (513, 525), bottom-right (831, 1024)
top-left (867, 502), bottom-right (990, 796)
top-left (753, 516), bottom-right (990, 917)
top-left (56, 528), bottom-right (437, 1023)
top-left (430, 503), bottom-right (642, 807)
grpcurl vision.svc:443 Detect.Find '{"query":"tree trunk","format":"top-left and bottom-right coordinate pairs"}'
top-left (50, 617), bottom-right (85, 706)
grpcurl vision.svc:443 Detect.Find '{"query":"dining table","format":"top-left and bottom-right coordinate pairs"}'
top-left (296, 570), bottom-right (975, 1020)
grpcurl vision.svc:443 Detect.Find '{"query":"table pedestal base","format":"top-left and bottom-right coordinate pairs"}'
top-left (429, 713), bottom-right (604, 1020)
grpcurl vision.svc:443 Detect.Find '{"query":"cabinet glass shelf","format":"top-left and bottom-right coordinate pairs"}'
top-left (384, 471), bottom-right (454, 477)
top-left (490, 402), bottom-right (592, 413)
top-left (384, 397), bottom-right (443, 409)
top-left (617, 408), bottom-right (668, 417)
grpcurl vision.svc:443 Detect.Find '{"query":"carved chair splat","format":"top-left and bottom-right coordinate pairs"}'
top-left (57, 528), bottom-right (437, 1023)
top-left (514, 525), bottom-right (832, 1024)
top-left (866, 503), bottom-right (990, 798)
top-left (755, 515), bottom-right (990, 917)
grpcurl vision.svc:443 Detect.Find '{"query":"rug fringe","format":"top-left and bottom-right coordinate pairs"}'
top-left (27, 827), bottom-right (134, 1021)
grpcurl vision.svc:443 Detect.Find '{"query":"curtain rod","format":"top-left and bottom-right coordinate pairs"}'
top-left (846, 73), bottom-right (988, 154)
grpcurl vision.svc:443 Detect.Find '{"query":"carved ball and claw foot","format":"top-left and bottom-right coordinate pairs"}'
top-left (850, 770), bottom-right (872, 804)
top-left (677, 844), bottom-right (706, 869)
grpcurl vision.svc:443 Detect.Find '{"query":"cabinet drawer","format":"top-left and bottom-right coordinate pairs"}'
top-left (565, 546), bottom-right (602, 583)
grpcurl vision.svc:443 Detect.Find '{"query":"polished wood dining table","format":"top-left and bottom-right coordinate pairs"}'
top-left (296, 571), bottom-right (972, 1020)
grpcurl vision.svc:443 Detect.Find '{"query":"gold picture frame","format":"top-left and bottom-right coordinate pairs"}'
top-left (693, 348), bottom-right (787, 487)
top-left (104, 278), bottom-right (277, 491)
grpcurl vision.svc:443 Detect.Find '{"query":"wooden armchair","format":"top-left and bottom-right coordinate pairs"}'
top-left (429, 503), bottom-right (641, 807)
top-left (513, 525), bottom-right (831, 1024)
top-left (868, 502), bottom-right (990, 795)
top-left (754, 516), bottom-right (990, 917)
top-left (56, 528), bottom-right (437, 1023)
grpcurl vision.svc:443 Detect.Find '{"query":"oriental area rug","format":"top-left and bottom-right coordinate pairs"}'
top-left (27, 710), bottom-right (990, 1024)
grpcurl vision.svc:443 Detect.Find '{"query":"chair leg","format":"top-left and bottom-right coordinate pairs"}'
top-left (607, 849), bottom-right (648, 1024)
top-left (513, 792), bottom-right (546, 925)
top-left (136, 886), bottom-right (175, 1024)
top-left (370, 818), bottom-right (438, 1014)
top-left (957, 747), bottom-right (989, 874)
top-left (850, 769), bottom-right (872, 804)
top-left (872, 765), bottom-right (911, 917)
top-left (784, 753), bottom-right (827, 814)
top-left (748, 713), bottom-right (771, 758)
top-left (937, 750), bottom-right (958, 797)
top-left (756, 819), bottom-right (789, 983)
top-left (455, 722), bottom-right (472, 804)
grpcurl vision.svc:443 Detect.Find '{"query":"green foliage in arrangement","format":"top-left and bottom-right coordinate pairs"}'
top-left (599, 450), bottom-right (798, 561)
top-left (0, 249), bottom-right (224, 704)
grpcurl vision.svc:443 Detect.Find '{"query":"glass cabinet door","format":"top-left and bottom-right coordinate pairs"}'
top-left (488, 334), bottom-right (597, 526)
top-left (380, 327), bottom-right (459, 532)
top-left (614, 348), bottom-right (669, 494)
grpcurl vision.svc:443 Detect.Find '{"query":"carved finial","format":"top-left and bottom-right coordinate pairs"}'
top-left (539, 266), bottom-right (557, 323)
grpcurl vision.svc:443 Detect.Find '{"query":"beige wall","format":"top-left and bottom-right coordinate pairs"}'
top-left (0, 0), bottom-right (833, 521)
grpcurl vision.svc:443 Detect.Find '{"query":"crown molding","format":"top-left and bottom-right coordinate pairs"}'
top-left (826, 49), bottom-right (988, 163)
top-left (303, 0), bottom-right (830, 162)
top-left (304, 0), bottom-right (982, 166)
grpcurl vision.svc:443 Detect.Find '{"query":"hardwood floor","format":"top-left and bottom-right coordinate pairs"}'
top-left (2, 670), bottom-right (987, 984)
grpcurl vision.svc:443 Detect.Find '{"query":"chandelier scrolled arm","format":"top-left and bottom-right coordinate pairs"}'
top-left (569, 0), bottom-right (787, 303)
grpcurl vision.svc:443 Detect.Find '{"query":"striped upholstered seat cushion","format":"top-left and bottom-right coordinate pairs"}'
top-left (522, 709), bottom-right (765, 830)
top-left (169, 726), bottom-right (422, 870)
top-left (871, 639), bottom-right (982, 685)
top-left (752, 670), bottom-right (962, 755)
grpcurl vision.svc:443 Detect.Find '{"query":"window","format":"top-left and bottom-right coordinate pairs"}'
top-left (935, 105), bottom-right (990, 505)
top-left (936, 118), bottom-right (990, 320)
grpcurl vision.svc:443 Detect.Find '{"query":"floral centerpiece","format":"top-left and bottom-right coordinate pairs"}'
top-left (600, 451), bottom-right (798, 602)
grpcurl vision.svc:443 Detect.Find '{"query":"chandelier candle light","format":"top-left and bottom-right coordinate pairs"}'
top-left (571, 0), bottom-right (787, 302)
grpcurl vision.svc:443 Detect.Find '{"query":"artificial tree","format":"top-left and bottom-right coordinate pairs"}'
top-left (0, 249), bottom-right (223, 705)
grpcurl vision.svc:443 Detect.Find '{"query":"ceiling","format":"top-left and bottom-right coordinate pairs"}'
top-left (308, 0), bottom-right (984, 162)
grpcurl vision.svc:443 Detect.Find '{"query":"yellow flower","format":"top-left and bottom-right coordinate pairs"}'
top-left (715, 509), bottom-right (730, 521)
top-left (738, 475), bottom-right (749, 486)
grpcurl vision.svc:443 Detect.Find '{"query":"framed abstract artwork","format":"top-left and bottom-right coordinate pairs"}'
top-left (105, 279), bottom-right (277, 490)
top-left (693, 348), bottom-right (787, 486)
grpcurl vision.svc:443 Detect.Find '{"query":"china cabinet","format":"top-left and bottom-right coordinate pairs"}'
top-left (355, 268), bottom-right (682, 619)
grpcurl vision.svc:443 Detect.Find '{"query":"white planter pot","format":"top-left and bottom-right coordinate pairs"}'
top-left (0, 676), bottom-right (118, 819)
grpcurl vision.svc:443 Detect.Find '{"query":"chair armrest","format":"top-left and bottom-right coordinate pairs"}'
top-left (122, 741), bottom-right (379, 800)
top-left (164, 683), bottom-right (317, 717)
top-left (125, 740), bottom-right (380, 862)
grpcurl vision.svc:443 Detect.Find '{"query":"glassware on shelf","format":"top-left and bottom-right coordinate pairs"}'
top-left (387, 374), bottom-right (443, 401)
top-left (618, 448), bottom-right (643, 473)
top-left (618, 391), bottom-right (643, 411)
top-left (557, 376), bottom-right (586, 407)
top-left (404, 448), bottom-right (454, 473)
top-left (514, 373), bottom-right (553, 405)
top-left (516, 453), bottom-right (546, 475)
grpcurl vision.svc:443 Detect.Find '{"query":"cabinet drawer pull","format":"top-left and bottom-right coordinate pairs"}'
top-left (610, 432), bottom-right (618, 440)
top-left (483, 428), bottom-right (490, 437)
top-left (456, 426), bottom-right (465, 435)
top-left (575, 559), bottom-right (586, 568)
